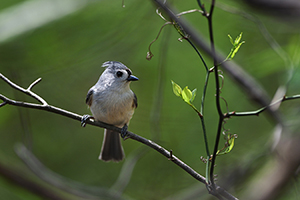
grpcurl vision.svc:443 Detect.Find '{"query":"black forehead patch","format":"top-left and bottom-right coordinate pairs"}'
top-left (126, 69), bottom-right (132, 76)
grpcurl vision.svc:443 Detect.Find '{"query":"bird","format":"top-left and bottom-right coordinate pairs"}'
top-left (81, 61), bottom-right (138, 162)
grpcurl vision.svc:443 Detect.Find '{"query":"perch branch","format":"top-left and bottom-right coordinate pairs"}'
top-left (0, 73), bottom-right (214, 192)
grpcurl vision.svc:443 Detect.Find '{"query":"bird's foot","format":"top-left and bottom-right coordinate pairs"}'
top-left (81, 115), bottom-right (94, 127)
top-left (121, 124), bottom-right (128, 139)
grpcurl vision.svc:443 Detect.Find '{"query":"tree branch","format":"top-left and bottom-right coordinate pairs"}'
top-left (15, 144), bottom-right (127, 200)
top-left (0, 161), bottom-right (70, 200)
top-left (225, 94), bottom-right (300, 118)
top-left (1, 73), bottom-right (233, 196)
top-left (0, 74), bottom-right (47, 105)
top-left (243, 136), bottom-right (300, 200)
top-left (151, 0), bottom-right (281, 124)
top-left (202, 0), bottom-right (225, 192)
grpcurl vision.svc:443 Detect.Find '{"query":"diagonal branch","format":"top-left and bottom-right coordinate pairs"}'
top-left (15, 144), bottom-right (126, 200)
top-left (0, 73), bottom-right (216, 193)
top-left (0, 161), bottom-right (70, 200)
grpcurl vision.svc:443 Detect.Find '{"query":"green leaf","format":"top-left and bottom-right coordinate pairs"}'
top-left (182, 86), bottom-right (192, 104)
top-left (226, 136), bottom-right (235, 153)
top-left (230, 41), bottom-right (245, 59)
top-left (234, 32), bottom-right (243, 45)
top-left (228, 34), bottom-right (233, 45)
top-left (190, 88), bottom-right (197, 103)
top-left (216, 135), bottom-right (236, 156)
top-left (227, 32), bottom-right (245, 60)
top-left (171, 80), bottom-right (182, 97)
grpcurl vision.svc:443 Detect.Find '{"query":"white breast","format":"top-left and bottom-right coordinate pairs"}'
top-left (90, 88), bottom-right (135, 128)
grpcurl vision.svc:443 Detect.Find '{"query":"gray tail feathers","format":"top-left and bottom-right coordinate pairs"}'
top-left (99, 129), bottom-right (125, 162)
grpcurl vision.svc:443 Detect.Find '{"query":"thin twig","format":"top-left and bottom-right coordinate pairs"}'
top-left (147, 22), bottom-right (172, 60)
top-left (177, 9), bottom-right (203, 16)
top-left (27, 77), bottom-right (42, 91)
top-left (225, 95), bottom-right (300, 118)
top-left (0, 101), bottom-right (7, 108)
top-left (0, 73), bottom-right (47, 105)
top-left (183, 38), bottom-right (210, 161)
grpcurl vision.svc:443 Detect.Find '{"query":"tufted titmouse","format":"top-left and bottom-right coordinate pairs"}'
top-left (81, 61), bottom-right (138, 162)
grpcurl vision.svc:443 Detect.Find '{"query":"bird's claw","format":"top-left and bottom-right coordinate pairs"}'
top-left (121, 124), bottom-right (128, 139)
top-left (81, 114), bottom-right (94, 127)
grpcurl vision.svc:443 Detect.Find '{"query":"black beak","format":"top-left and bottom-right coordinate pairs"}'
top-left (127, 75), bottom-right (139, 81)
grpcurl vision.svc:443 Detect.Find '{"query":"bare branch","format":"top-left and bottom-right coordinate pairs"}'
top-left (225, 94), bottom-right (300, 118)
top-left (243, 136), bottom-right (300, 200)
top-left (27, 77), bottom-right (42, 91)
top-left (0, 73), bottom-right (212, 192)
top-left (148, 7), bottom-right (203, 61)
top-left (15, 144), bottom-right (125, 200)
top-left (0, 73), bottom-right (47, 105)
top-left (0, 101), bottom-right (7, 108)
top-left (177, 9), bottom-right (203, 16)
top-left (0, 161), bottom-right (69, 200)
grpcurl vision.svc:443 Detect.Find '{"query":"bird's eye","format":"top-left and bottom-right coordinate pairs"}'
top-left (116, 71), bottom-right (123, 77)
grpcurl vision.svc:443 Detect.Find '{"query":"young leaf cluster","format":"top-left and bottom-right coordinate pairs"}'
top-left (226, 32), bottom-right (245, 60)
top-left (170, 32), bottom-right (244, 160)
top-left (216, 134), bottom-right (236, 156)
top-left (171, 80), bottom-right (199, 114)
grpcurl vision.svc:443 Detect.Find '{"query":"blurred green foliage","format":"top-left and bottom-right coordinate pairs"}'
top-left (0, 0), bottom-right (300, 199)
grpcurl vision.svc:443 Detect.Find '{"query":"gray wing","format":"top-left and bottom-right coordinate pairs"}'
top-left (86, 89), bottom-right (93, 107)
top-left (133, 92), bottom-right (138, 108)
